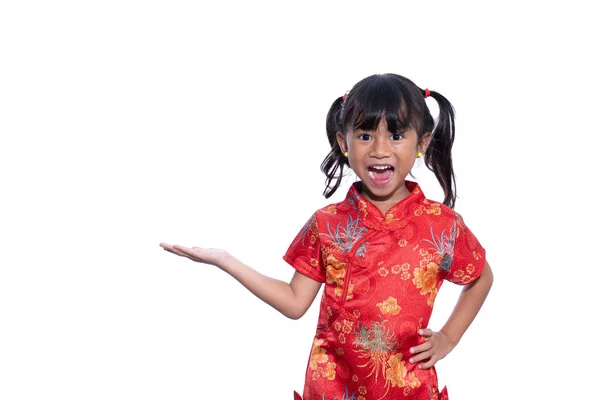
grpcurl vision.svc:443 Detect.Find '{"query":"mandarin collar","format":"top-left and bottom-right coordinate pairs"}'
top-left (344, 181), bottom-right (425, 231)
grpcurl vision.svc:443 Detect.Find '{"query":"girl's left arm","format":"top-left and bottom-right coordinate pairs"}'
top-left (440, 260), bottom-right (494, 344)
top-left (409, 261), bottom-right (494, 368)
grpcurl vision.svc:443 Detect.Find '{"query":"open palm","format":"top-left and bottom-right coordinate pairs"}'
top-left (159, 243), bottom-right (228, 266)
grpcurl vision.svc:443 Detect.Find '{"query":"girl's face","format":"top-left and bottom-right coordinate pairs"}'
top-left (337, 119), bottom-right (428, 208)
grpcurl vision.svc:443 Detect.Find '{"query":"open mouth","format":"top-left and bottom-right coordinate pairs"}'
top-left (368, 165), bottom-right (394, 183)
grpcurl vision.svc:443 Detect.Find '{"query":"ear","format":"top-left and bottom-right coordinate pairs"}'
top-left (336, 131), bottom-right (347, 154)
top-left (419, 132), bottom-right (432, 153)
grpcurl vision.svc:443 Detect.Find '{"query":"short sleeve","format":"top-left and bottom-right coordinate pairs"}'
top-left (445, 213), bottom-right (486, 285)
top-left (283, 213), bottom-right (326, 283)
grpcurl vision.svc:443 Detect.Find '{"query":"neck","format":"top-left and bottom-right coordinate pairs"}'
top-left (359, 182), bottom-right (410, 215)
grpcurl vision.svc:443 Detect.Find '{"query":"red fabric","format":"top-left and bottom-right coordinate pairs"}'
top-left (284, 181), bottom-right (485, 400)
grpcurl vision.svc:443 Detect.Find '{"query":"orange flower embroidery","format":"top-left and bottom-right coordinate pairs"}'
top-left (407, 371), bottom-right (421, 388)
top-left (466, 263), bottom-right (475, 274)
top-left (413, 261), bottom-right (439, 306)
top-left (323, 362), bottom-right (337, 380)
top-left (385, 353), bottom-right (407, 388)
top-left (342, 319), bottom-right (353, 334)
top-left (309, 338), bottom-right (329, 370)
top-left (385, 213), bottom-right (399, 224)
top-left (376, 297), bottom-right (402, 315)
top-left (325, 205), bottom-right (338, 214)
top-left (326, 254), bottom-right (353, 299)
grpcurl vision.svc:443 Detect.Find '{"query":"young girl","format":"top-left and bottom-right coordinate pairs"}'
top-left (160, 73), bottom-right (493, 400)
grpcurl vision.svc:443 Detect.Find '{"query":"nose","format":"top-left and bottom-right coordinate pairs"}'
top-left (370, 136), bottom-right (391, 158)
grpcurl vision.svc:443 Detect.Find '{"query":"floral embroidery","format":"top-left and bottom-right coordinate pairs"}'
top-left (323, 362), bottom-right (337, 380)
top-left (466, 263), bottom-right (475, 274)
top-left (342, 319), bottom-right (353, 334)
top-left (309, 338), bottom-right (329, 369)
top-left (385, 213), bottom-right (399, 224)
top-left (353, 318), bottom-right (399, 383)
top-left (395, 263), bottom-right (411, 280)
top-left (413, 262), bottom-right (439, 306)
top-left (385, 353), bottom-right (407, 388)
top-left (355, 242), bottom-right (369, 258)
top-left (348, 192), bottom-right (361, 210)
top-left (422, 221), bottom-right (457, 271)
top-left (453, 263), bottom-right (476, 284)
top-left (309, 339), bottom-right (337, 382)
top-left (413, 201), bottom-right (442, 217)
top-left (407, 371), bottom-right (421, 388)
top-left (325, 254), bottom-right (353, 299)
top-left (323, 214), bottom-right (367, 254)
top-left (376, 297), bottom-right (401, 315)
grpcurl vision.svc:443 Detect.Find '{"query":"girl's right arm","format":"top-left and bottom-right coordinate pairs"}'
top-left (159, 243), bottom-right (322, 320)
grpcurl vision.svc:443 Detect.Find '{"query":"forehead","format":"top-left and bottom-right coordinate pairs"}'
top-left (352, 120), bottom-right (418, 137)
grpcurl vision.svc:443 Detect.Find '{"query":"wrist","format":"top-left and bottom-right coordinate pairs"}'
top-left (216, 251), bottom-right (235, 271)
top-left (440, 328), bottom-right (460, 348)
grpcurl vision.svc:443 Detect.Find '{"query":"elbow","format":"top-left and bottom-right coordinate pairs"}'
top-left (485, 262), bottom-right (494, 288)
top-left (282, 305), bottom-right (309, 320)
top-left (284, 309), bottom-right (305, 320)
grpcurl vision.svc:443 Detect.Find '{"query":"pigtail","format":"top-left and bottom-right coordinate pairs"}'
top-left (424, 90), bottom-right (457, 208)
top-left (320, 96), bottom-right (348, 198)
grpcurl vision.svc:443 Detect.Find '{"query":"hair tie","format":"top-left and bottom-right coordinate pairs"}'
top-left (424, 88), bottom-right (430, 98)
top-left (342, 91), bottom-right (349, 101)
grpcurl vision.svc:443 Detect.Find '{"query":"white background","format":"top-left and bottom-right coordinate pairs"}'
top-left (1, 1), bottom-right (598, 399)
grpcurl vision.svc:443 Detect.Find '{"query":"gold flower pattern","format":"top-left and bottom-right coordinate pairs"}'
top-left (376, 296), bottom-right (402, 315)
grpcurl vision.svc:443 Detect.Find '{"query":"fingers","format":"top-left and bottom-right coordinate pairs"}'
top-left (409, 329), bottom-right (441, 369)
top-left (172, 245), bottom-right (195, 257)
top-left (409, 343), bottom-right (438, 369)
top-left (160, 243), bottom-right (192, 258)
top-left (419, 328), bottom-right (433, 339)
top-left (418, 356), bottom-right (438, 369)
top-left (409, 341), bottom-right (432, 363)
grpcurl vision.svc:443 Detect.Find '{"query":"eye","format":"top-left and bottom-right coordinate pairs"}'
top-left (391, 133), bottom-right (403, 141)
top-left (358, 133), bottom-right (372, 141)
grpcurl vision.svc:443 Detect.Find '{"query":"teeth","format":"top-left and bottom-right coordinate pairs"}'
top-left (371, 165), bottom-right (391, 170)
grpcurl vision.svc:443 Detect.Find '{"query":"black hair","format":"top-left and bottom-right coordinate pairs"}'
top-left (321, 73), bottom-right (457, 208)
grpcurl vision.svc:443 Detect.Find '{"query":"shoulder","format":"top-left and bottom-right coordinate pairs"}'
top-left (314, 198), bottom-right (347, 221)
top-left (412, 195), bottom-right (458, 221)
top-left (311, 195), bottom-right (359, 228)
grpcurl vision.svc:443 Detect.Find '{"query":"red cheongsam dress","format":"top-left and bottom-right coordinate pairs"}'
top-left (283, 181), bottom-right (486, 400)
